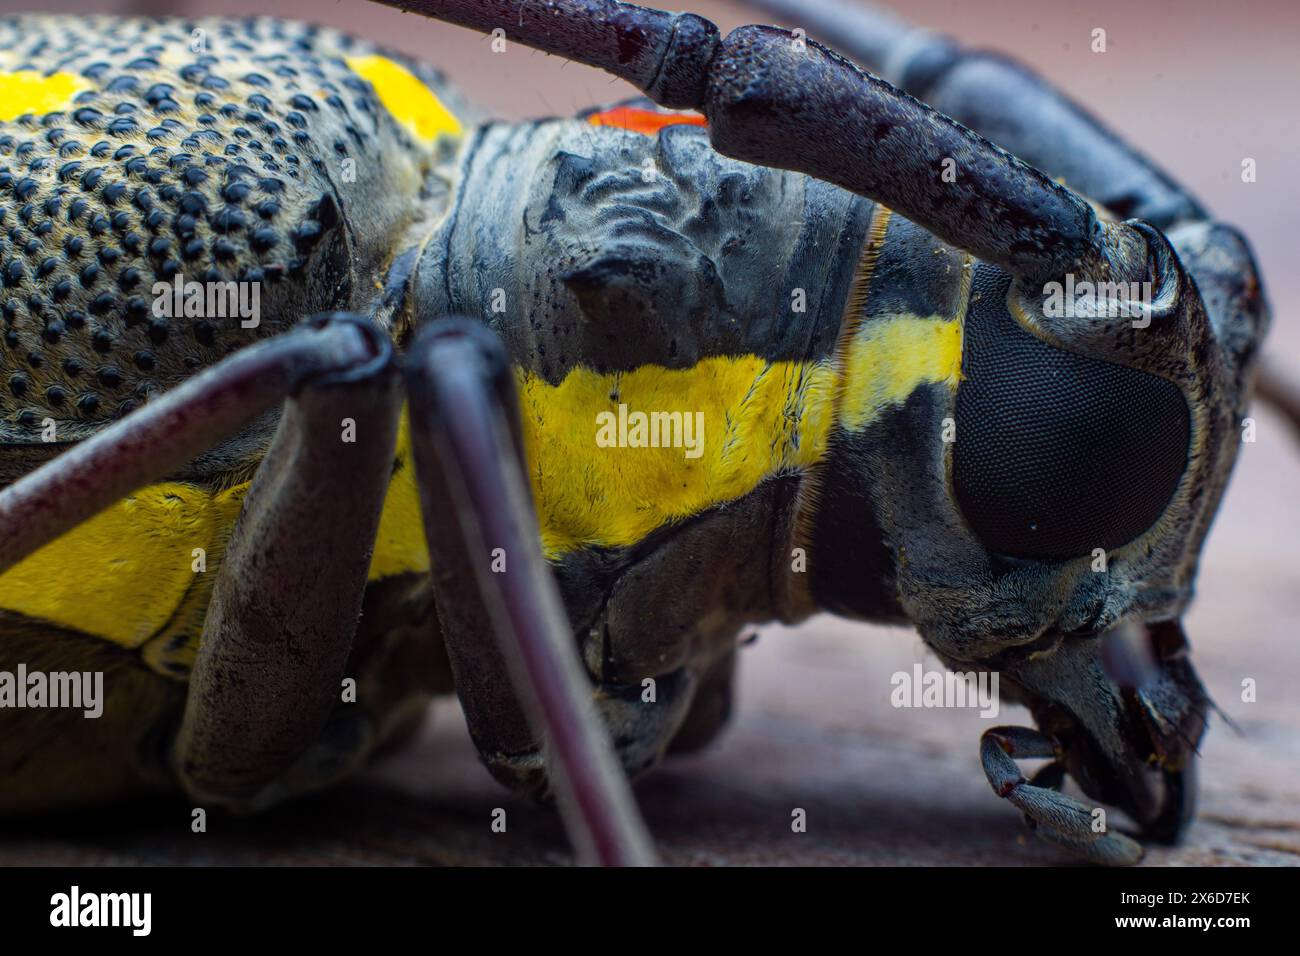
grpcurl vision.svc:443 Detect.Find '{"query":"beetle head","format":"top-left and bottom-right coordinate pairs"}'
top-left (898, 218), bottom-right (1268, 840)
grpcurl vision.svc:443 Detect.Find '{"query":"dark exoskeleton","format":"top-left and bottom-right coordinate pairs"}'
top-left (0, 1), bottom-right (1271, 866)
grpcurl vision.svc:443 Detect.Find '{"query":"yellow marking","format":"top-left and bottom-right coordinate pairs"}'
top-left (0, 70), bottom-right (91, 121)
top-left (789, 204), bottom-right (892, 594)
top-left (838, 318), bottom-right (964, 431)
top-left (830, 206), bottom-right (893, 423)
top-left (345, 54), bottom-right (462, 144)
top-left (518, 311), bottom-right (962, 558)
top-left (368, 413), bottom-right (430, 579)
top-left (519, 356), bottom-right (839, 559)
top-left (0, 415), bottom-right (431, 657)
top-left (0, 484), bottom-right (244, 648)
top-left (0, 314), bottom-right (962, 662)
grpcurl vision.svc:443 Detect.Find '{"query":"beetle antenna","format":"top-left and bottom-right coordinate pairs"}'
top-left (1255, 360), bottom-right (1300, 442)
top-left (1207, 695), bottom-right (1245, 738)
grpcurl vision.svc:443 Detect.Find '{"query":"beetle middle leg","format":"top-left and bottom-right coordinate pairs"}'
top-left (981, 725), bottom-right (1143, 866)
top-left (0, 313), bottom-right (404, 810)
top-left (174, 317), bottom-right (403, 809)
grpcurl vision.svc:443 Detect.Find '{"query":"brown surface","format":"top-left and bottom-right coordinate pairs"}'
top-left (1, 0), bottom-right (1297, 866)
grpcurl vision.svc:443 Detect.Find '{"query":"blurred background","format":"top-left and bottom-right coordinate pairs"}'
top-left (1, 0), bottom-right (1296, 865)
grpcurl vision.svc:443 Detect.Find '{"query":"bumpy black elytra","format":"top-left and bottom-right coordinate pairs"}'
top-left (0, 16), bottom-right (455, 442)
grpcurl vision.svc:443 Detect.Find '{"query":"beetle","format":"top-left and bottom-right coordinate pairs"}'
top-left (0, 0), bottom-right (1275, 866)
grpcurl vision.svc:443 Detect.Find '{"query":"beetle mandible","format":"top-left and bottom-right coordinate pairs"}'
top-left (0, 0), bottom-right (1272, 866)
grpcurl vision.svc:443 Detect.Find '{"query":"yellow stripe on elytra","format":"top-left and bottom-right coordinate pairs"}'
top-left (0, 484), bottom-right (245, 648)
top-left (345, 54), bottom-right (462, 144)
top-left (0, 70), bottom-right (92, 121)
top-left (0, 315), bottom-right (960, 657)
top-left (368, 412), bottom-right (429, 579)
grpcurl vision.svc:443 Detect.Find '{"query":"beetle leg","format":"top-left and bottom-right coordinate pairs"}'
top-left (404, 317), bottom-right (656, 867)
top-left (0, 312), bottom-right (402, 807)
top-left (175, 314), bottom-right (402, 808)
top-left (981, 725), bottom-right (1143, 865)
top-left (0, 314), bottom-right (387, 574)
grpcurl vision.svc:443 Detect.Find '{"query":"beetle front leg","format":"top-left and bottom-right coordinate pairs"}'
top-left (175, 315), bottom-right (402, 809)
top-left (981, 726), bottom-right (1143, 866)
top-left (404, 318), bottom-right (655, 866)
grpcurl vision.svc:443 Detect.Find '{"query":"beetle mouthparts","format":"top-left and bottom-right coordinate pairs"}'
top-left (1018, 618), bottom-right (1209, 844)
top-left (1120, 621), bottom-right (1210, 841)
top-left (1091, 621), bottom-right (1208, 841)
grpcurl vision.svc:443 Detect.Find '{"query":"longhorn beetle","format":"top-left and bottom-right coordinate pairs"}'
top-left (0, 0), bottom-right (1274, 866)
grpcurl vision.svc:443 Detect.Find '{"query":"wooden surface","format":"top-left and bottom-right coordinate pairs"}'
top-left (1, 0), bottom-right (1297, 867)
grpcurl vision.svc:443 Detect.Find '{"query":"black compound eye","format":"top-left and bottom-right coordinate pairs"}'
top-left (952, 267), bottom-right (1191, 561)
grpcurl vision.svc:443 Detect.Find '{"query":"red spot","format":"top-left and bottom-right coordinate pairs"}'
top-left (586, 106), bottom-right (707, 136)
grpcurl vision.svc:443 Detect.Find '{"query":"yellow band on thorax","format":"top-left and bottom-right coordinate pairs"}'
top-left (519, 312), bottom-right (962, 558)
